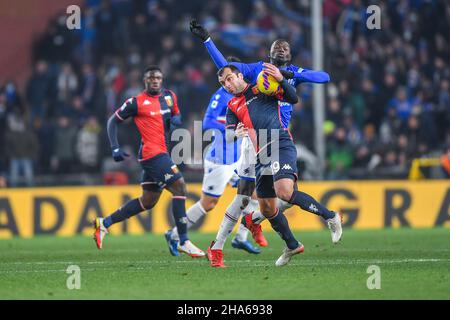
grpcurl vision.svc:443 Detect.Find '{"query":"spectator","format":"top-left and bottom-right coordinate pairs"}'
top-left (52, 116), bottom-right (78, 174)
top-left (326, 127), bottom-right (353, 180)
top-left (4, 113), bottom-right (39, 187)
top-left (76, 116), bottom-right (102, 172)
top-left (26, 60), bottom-right (53, 119)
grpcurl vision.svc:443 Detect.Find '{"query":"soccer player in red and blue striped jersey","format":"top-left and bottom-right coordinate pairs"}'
top-left (93, 66), bottom-right (204, 258)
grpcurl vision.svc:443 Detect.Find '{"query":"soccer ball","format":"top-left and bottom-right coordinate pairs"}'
top-left (256, 70), bottom-right (280, 95)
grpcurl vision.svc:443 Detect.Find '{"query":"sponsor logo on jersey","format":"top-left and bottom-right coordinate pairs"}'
top-left (164, 173), bottom-right (174, 181)
top-left (143, 100), bottom-right (151, 105)
top-left (282, 164), bottom-right (293, 170)
top-left (245, 96), bottom-right (258, 106)
top-left (150, 109), bottom-right (171, 116)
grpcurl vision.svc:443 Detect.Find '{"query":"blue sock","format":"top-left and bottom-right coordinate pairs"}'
top-left (267, 209), bottom-right (299, 250)
top-left (172, 197), bottom-right (188, 245)
top-left (104, 198), bottom-right (144, 228)
top-left (289, 191), bottom-right (335, 220)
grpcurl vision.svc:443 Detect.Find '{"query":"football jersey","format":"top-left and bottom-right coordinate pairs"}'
top-left (114, 89), bottom-right (179, 161)
top-left (226, 84), bottom-right (294, 152)
top-left (203, 87), bottom-right (241, 165)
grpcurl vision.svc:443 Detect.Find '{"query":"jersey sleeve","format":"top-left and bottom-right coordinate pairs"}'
top-left (274, 79), bottom-right (298, 104)
top-left (115, 97), bottom-right (138, 120)
top-left (204, 38), bottom-right (228, 69)
top-left (293, 67), bottom-right (330, 84)
top-left (168, 90), bottom-right (180, 116)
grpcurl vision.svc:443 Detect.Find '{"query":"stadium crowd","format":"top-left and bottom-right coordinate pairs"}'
top-left (0, 0), bottom-right (449, 187)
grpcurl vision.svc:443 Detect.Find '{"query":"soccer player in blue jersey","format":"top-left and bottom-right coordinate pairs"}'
top-left (165, 58), bottom-right (262, 255)
top-left (189, 20), bottom-right (342, 267)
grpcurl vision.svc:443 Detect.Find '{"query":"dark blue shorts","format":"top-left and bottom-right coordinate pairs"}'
top-left (255, 144), bottom-right (298, 198)
top-left (140, 153), bottom-right (183, 192)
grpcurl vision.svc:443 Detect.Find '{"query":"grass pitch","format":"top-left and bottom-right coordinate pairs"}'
top-left (0, 228), bottom-right (449, 299)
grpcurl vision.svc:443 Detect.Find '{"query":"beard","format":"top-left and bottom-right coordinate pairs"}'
top-left (270, 55), bottom-right (290, 67)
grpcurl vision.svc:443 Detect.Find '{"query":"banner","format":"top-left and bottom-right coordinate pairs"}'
top-left (0, 181), bottom-right (449, 238)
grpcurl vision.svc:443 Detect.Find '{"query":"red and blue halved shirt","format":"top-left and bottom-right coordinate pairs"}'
top-left (115, 89), bottom-right (180, 161)
top-left (226, 84), bottom-right (294, 152)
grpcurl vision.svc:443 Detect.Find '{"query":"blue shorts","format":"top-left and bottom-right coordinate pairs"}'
top-left (255, 144), bottom-right (298, 198)
top-left (140, 153), bottom-right (183, 192)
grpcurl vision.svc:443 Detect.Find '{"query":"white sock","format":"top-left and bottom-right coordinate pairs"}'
top-left (234, 222), bottom-right (249, 241)
top-left (171, 201), bottom-right (206, 240)
top-left (243, 198), bottom-right (259, 216)
top-left (212, 194), bottom-right (249, 250)
top-left (233, 198), bottom-right (259, 241)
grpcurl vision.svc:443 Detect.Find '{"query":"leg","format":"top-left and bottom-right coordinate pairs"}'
top-left (165, 177), bottom-right (189, 244)
top-left (94, 187), bottom-right (160, 249)
top-left (166, 177), bottom-right (205, 257)
top-left (103, 187), bottom-right (161, 228)
top-left (273, 144), bottom-right (342, 243)
top-left (9, 159), bottom-right (20, 187)
top-left (275, 178), bottom-right (335, 220)
top-left (255, 173), bottom-right (303, 266)
top-left (211, 179), bottom-right (253, 251)
top-left (169, 158), bottom-right (234, 240)
top-left (257, 187), bottom-right (299, 250)
top-left (232, 179), bottom-right (253, 242)
top-left (170, 193), bottom-right (219, 241)
top-left (22, 159), bottom-right (34, 187)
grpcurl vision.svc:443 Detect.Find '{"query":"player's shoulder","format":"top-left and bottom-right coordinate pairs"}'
top-left (163, 88), bottom-right (177, 98)
top-left (227, 95), bottom-right (241, 111)
top-left (287, 64), bottom-right (304, 73)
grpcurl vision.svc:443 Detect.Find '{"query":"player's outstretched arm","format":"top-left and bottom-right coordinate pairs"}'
top-left (295, 69), bottom-right (330, 83)
top-left (282, 68), bottom-right (330, 84)
top-left (107, 115), bottom-right (129, 162)
top-left (190, 19), bottom-right (228, 69)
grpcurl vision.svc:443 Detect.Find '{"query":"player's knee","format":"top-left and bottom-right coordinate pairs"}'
top-left (200, 196), bottom-right (218, 212)
top-left (275, 185), bottom-right (294, 203)
top-left (259, 199), bottom-right (275, 216)
top-left (241, 196), bottom-right (250, 208)
top-left (140, 194), bottom-right (157, 209)
top-left (170, 179), bottom-right (187, 197)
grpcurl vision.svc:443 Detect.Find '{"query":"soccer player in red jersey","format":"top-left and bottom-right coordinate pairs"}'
top-left (93, 66), bottom-right (204, 257)
top-left (207, 64), bottom-right (341, 267)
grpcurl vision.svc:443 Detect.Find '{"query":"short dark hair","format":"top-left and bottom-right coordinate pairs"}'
top-left (144, 65), bottom-right (162, 76)
top-left (217, 64), bottom-right (240, 77)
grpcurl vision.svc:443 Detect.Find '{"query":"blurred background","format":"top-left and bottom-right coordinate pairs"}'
top-left (0, 0), bottom-right (449, 187)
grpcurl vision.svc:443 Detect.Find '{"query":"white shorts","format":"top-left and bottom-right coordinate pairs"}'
top-left (237, 135), bottom-right (257, 181)
top-left (202, 159), bottom-right (240, 197)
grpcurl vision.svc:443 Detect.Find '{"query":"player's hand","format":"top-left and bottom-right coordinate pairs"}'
top-left (112, 147), bottom-right (130, 162)
top-left (235, 122), bottom-right (248, 138)
top-left (263, 63), bottom-right (283, 82)
top-left (190, 19), bottom-right (210, 41)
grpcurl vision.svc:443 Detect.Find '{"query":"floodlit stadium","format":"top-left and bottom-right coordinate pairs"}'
top-left (0, 0), bottom-right (449, 303)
